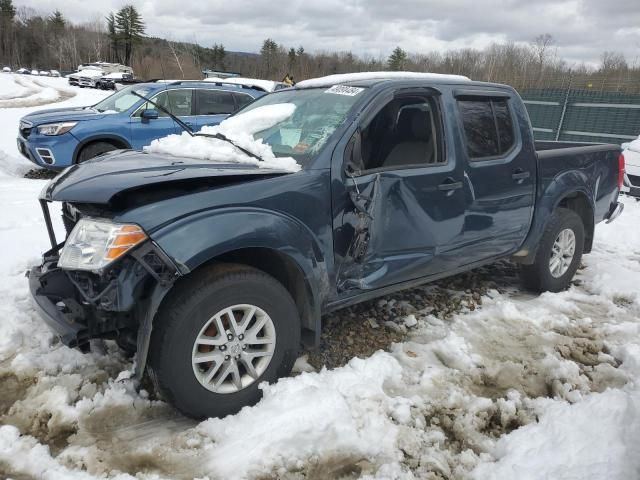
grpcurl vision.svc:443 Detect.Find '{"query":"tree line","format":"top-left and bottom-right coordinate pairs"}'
top-left (1, 0), bottom-right (639, 94)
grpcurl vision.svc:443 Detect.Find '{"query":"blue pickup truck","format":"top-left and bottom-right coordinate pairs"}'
top-left (28, 73), bottom-right (624, 419)
top-left (17, 81), bottom-right (264, 170)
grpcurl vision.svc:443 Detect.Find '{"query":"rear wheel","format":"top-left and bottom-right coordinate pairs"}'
top-left (76, 141), bottom-right (118, 163)
top-left (521, 207), bottom-right (585, 292)
top-left (147, 264), bottom-right (300, 419)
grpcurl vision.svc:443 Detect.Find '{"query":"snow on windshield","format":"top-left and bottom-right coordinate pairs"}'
top-left (144, 103), bottom-right (301, 172)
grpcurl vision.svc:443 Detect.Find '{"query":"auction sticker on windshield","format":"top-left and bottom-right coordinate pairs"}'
top-left (325, 85), bottom-right (364, 96)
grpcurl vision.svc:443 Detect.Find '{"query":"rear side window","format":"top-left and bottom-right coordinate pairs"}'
top-left (458, 98), bottom-right (515, 160)
top-left (233, 93), bottom-right (254, 110)
top-left (196, 90), bottom-right (236, 115)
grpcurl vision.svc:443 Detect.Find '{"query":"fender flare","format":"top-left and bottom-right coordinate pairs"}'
top-left (134, 208), bottom-right (328, 379)
top-left (515, 172), bottom-right (596, 264)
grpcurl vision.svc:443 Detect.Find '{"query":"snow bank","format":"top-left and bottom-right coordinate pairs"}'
top-left (297, 71), bottom-right (471, 88)
top-left (472, 389), bottom-right (640, 479)
top-left (0, 75), bottom-right (63, 108)
top-left (144, 103), bottom-right (301, 172)
top-left (0, 74), bottom-right (31, 100)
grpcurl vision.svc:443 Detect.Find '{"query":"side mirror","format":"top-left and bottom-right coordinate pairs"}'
top-left (141, 109), bottom-right (159, 121)
top-left (345, 129), bottom-right (364, 176)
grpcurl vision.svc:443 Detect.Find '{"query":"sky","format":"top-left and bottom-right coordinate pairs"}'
top-left (16, 0), bottom-right (640, 66)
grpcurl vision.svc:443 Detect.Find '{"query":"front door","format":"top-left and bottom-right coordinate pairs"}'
top-left (455, 93), bottom-right (536, 263)
top-left (333, 93), bottom-right (467, 294)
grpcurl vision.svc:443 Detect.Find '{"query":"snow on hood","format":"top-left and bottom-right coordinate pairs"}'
top-left (296, 71), bottom-right (471, 88)
top-left (144, 103), bottom-right (301, 172)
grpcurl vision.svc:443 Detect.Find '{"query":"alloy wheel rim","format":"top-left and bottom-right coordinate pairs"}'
top-left (191, 304), bottom-right (276, 394)
top-left (549, 228), bottom-right (576, 278)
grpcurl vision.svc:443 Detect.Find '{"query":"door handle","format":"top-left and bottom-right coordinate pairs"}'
top-left (512, 170), bottom-right (530, 181)
top-left (438, 179), bottom-right (463, 191)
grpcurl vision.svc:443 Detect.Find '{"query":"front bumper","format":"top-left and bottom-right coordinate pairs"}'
top-left (28, 200), bottom-right (182, 349)
top-left (17, 132), bottom-right (78, 170)
top-left (28, 261), bottom-right (88, 348)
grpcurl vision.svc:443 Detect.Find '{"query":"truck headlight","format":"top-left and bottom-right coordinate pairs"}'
top-left (37, 122), bottom-right (77, 136)
top-left (58, 218), bottom-right (147, 271)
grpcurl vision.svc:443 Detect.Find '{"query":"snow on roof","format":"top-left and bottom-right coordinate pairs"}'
top-left (144, 103), bottom-right (301, 172)
top-left (296, 71), bottom-right (471, 88)
top-left (203, 77), bottom-right (283, 92)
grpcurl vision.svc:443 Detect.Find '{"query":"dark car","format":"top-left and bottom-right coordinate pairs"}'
top-left (28, 73), bottom-right (624, 419)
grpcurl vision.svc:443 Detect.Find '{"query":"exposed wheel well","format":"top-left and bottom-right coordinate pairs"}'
top-left (195, 248), bottom-right (317, 346)
top-left (558, 192), bottom-right (594, 253)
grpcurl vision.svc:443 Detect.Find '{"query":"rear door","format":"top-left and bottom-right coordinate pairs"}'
top-left (454, 91), bottom-right (536, 262)
top-left (195, 89), bottom-right (237, 128)
top-left (129, 89), bottom-right (195, 149)
top-left (333, 90), bottom-right (467, 294)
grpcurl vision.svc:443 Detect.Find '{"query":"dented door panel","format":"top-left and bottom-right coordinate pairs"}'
top-left (333, 165), bottom-right (466, 294)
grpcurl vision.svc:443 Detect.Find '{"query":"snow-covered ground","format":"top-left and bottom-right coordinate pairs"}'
top-left (0, 74), bottom-right (110, 176)
top-left (1, 77), bottom-right (639, 480)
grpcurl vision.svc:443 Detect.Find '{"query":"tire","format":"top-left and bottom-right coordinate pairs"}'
top-left (77, 141), bottom-right (117, 163)
top-left (147, 264), bottom-right (300, 419)
top-left (520, 207), bottom-right (585, 292)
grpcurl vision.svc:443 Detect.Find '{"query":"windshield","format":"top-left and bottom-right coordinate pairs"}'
top-left (92, 85), bottom-right (149, 113)
top-left (237, 87), bottom-right (364, 163)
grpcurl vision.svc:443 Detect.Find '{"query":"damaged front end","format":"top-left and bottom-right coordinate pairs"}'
top-left (27, 199), bottom-right (180, 370)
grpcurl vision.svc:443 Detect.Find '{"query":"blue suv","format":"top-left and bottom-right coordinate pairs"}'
top-left (17, 81), bottom-right (265, 170)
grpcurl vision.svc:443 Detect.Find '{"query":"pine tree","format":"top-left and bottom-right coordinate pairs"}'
top-left (387, 46), bottom-right (407, 71)
top-left (113, 5), bottom-right (145, 66)
top-left (106, 12), bottom-right (119, 63)
top-left (212, 43), bottom-right (226, 70)
top-left (260, 38), bottom-right (278, 78)
top-left (48, 10), bottom-right (65, 36)
top-left (296, 46), bottom-right (304, 57)
top-left (0, 0), bottom-right (16, 60)
top-left (288, 47), bottom-right (296, 70)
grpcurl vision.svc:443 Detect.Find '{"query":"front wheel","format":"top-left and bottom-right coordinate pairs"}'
top-left (521, 207), bottom-right (585, 292)
top-left (76, 141), bottom-right (117, 163)
top-left (147, 264), bottom-right (300, 419)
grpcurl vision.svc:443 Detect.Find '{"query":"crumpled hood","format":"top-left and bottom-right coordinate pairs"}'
top-left (22, 106), bottom-right (110, 125)
top-left (41, 150), bottom-right (292, 204)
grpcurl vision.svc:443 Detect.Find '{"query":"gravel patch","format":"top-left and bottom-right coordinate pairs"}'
top-left (304, 261), bottom-right (520, 370)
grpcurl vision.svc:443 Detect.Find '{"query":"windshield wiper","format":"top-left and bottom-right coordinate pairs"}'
top-left (131, 90), bottom-right (194, 136)
top-left (194, 132), bottom-right (265, 163)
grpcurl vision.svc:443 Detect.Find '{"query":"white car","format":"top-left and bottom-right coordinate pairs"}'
top-left (30, 70), bottom-right (39, 75)
top-left (16, 68), bottom-right (29, 74)
top-left (39, 70), bottom-right (51, 76)
top-left (50, 70), bottom-right (60, 77)
top-left (623, 136), bottom-right (640, 197)
top-left (2, 66), bottom-right (11, 73)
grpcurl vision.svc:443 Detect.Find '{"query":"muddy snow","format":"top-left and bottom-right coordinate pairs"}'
top-left (0, 74), bottom-right (639, 479)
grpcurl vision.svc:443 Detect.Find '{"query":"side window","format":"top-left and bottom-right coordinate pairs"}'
top-left (134, 90), bottom-right (193, 117)
top-left (492, 100), bottom-right (514, 153)
top-left (233, 93), bottom-right (254, 110)
top-left (458, 98), bottom-right (515, 160)
top-left (357, 96), bottom-right (443, 172)
top-left (196, 90), bottom-right (236, 115)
